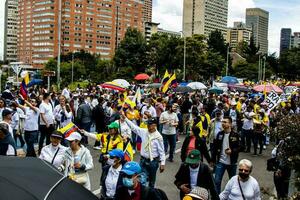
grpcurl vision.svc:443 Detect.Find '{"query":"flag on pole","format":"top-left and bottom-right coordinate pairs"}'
top-left (123, 141), bottom-right (133, 162)
top-left (20, 71), bottom-right (30, 99)
top-left (162, 73), bottom-right (176, 93)
top-left (133, 87), bottom-right (141, 104)
top-left (161, 70), bottom-right (170, 85)
top-left (58, 122), bottom-right (79, 138)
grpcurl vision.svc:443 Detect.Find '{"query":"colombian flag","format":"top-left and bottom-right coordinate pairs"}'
top-left (20, 71), bottom-right (30, 99)
top-left (162, 73), bottom-right (176, 93)
top-left (58, 122), bottom-right (79, 138)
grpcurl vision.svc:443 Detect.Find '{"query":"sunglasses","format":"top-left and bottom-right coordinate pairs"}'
top-left (239, 169), bottom-right (250, 173)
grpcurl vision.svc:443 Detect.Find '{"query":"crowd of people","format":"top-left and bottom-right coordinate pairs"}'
top-left (0, 83), bottom-right (298, 200)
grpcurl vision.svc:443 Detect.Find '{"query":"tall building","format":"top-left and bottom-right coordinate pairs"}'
top-left (4, 0), bottom-right (18, 63)
top-left (226, 22), bottom-right (252, 52)
top-left (246, 8), bottom-right (269, 54)
top-left (182, 0), bottom-right (228, 37)
top-left (143, 0), bottom-right (152, 23)
top-left (280, 28), bottom-right (292, 54)
top-left (18, 0), bottom-right (145, 68)
top-left (291, 32), bottom-right (300, 48)
top-left (145, 22), bottom-right (181, 43)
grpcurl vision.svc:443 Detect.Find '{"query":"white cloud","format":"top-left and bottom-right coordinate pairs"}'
top-left (152, 0), bottom-right (183, 32)
top-left (228, 0), bottom-right (256, 26)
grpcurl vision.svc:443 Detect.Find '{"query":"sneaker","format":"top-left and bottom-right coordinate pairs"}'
top-left (263, 145), bottom-right (266, 150)
top-left (93, 146), bottom-right (101, 150)
top-left (133, 150), bottom-right (136, 154)
top-left (176, 140), bottom-right (181, 144)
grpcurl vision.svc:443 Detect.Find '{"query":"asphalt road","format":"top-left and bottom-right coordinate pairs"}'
top-left (87, 135), bottom-right (275, 199)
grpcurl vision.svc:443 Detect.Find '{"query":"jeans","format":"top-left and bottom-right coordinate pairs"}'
top-left (39, 124), bottom-right (54, 152)
top-left (25, 130), bottom-right (39, 157)
top-left (140, 157), bottom-right (159, 188)
top-left (81, 122), bottom-right (92, 145)
top-left (162, 133), bottom-right (176, 160)
top-left (13, 129), bottom-right (25, 147)
top-left (241, 129), bottom-right (252, 152)
top-left (214, 162), bottom-right (237, 194)
top-left (253, 132), bottom-right (264, 154)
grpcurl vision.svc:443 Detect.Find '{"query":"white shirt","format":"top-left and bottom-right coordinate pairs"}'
top-left (11, 110), bottom-right (19, 130)
top-left (141, 105), bottom-right (157, 118)
top-left (105, 165), bottom-right (122, 197)
top-left (189, 166), bottom-right (200, 190)
top-left (53, 104), bottom-right (73, 128)
top-left (39, 144), bottom-right (67, 169)
top-left (24, 107), bottom-right (40, 131)
top-left (220, 133), bottom-right (231, 165)
top-left (220, 175), bottom-right (261, 200)
top-left (125, 118), bottom-right (166, 165)
top-left (39, 101), bottom-right (54, 125)
top-left (62, 88), bottom-right (70, 100)
top-left (116, 120), bottom-right (132, 138)
top-left (242, 112), bottom-right (255, 130)
top-left (160, 111), bottom-right (179, 135)
top-left (214, 120), bottom-right (223, 138)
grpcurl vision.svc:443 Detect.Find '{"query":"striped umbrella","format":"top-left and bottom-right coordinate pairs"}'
top-left (101, 82), bottom-right (126, 92)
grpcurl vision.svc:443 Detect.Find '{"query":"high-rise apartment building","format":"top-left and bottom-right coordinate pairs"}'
top-left (4, 0), bottom-right (18, 63)
top-left (18, 0), bottom-right (145, 68)
top-left (291, 32), bottom-right (300, 49)
top-left (182, 0), bottom-right (228, 37)
top-left (226, 22), bottom-right (252, 52)
top-left (143, 0), bottom-right (152, 23)
top-left (280, 28), bottom-right (292, 54)
top-left (246, 8), bottom-right (269, 54)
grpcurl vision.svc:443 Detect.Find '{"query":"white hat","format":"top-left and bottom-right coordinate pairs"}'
top-left (231, 101), bottom-right (237, 106)
top-left (187, 187), bottom-right (209, 200)
top-left (65, 132), bottom-right (82, 141)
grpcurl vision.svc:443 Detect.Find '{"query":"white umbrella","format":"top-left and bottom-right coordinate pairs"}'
top-left (187, 82), bottom-right (207, 90)
top-left (112, 79), bottom-right (130, 88)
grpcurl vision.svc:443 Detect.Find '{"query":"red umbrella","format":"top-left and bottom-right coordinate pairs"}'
top-left (134, 73), bottom-right (150, 80)
top-left (100, 82), bottom-right (126, 92)
top-left (253, 84), bottom-right (283, 93)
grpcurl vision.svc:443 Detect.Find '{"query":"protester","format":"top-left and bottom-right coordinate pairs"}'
top-left (160, 103), bottom-right (179, 162)
top-left (53, 95), bottom-right (73, 128)
top-left (38, 93), bottom-right (55, 154)
top-left (121, 111), bottom-right (165, 188)
top-left (212, 116), bottom-right (240, 194)
top-left (39, 131), bottom-right (67, 168)
top-left (174, 149), bottom-right (219, 200)
top-left (219, 159), bottom-right (261, 200)
top-left (60, 132), bottom-right (94, 190)
top-left (17, 96), bottom-right (40, 157)
top-left (100, 149), bottom-right (125, 200)
top-left (241, 106), bottom-right (255, 152)
top-left (0, 123), bottom-right (16, 156)
top-left (115, 161), bottom-right (168, 200)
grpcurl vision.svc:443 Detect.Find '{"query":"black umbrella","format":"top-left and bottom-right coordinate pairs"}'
top-left (0, 156), bottom-right (98, 200)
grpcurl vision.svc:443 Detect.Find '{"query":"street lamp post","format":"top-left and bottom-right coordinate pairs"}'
top-left (226, 45), bottom-right (230, 76)
top-left (263, 55), bottom-right (266, 81)
top-left (258, 54), bottom-right (261, 82)
top-left (180, 31), bottom-right (186, 81)
top-left (57, 0), bottom-right (62, 90)
top-left (71, 52), bottom-right (74, 84)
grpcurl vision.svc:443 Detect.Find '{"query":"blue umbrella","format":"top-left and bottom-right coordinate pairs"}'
top-left (208, 86), bottom-right (223, 94)
top-left (221, 76), bottom-right (239, 84)
top-left (27, 79), bottom-right (43, 87)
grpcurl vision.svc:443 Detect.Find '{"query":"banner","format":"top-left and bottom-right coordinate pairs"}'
top-left (265, 90), bottom-right (281, 113)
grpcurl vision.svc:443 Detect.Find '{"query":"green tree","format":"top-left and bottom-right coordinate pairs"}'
top-left (207, 29), bottom-right (227, 57)
top-left (114, 28), bottom-right (148, 76)
top-left (243, 35), bottom-right (260, 63)
top-left (279, 48), bottom-right (300, 79)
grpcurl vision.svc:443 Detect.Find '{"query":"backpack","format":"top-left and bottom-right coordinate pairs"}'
top-left (142, 187), bottom-right (169, 200)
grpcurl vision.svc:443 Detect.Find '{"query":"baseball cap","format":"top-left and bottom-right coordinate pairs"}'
top-left (108, 121), bottom-right (120, 129)
top-left (50, 131), bottom-right (63, 139)
top-left (121, 161), bottom-right (142, 175)
top-left (186, 186), bottom-right (209, 200)
top-left (2, 109), bottom-right (13, 118)
top-left (109, 149), bottom-right (124, 160)
top-left (65, 132), bottom-right (82, 141)
top-left (147, 118), bottom-right (157, 125)
top-left (185, 149), bottom-right (201, 164)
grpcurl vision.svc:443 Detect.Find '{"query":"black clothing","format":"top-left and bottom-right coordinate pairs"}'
top-left (174, 162), bottom-right (219, 200)
top-left (212, 130), bottom-right (240, 165)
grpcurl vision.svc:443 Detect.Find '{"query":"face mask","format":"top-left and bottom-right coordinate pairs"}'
top-left (239, 172), bottom-right (250, 180)
top-left (122, 177), bottom-right (134, 188)
top-left (107, 158), bottom-right (115, 166)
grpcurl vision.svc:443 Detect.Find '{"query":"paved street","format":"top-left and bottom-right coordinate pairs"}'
top-left (87, 135), bottom-right (275, 199)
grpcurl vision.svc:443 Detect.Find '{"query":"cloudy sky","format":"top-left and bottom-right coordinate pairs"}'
top-left (0, 0), bottom-right (299, 59)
